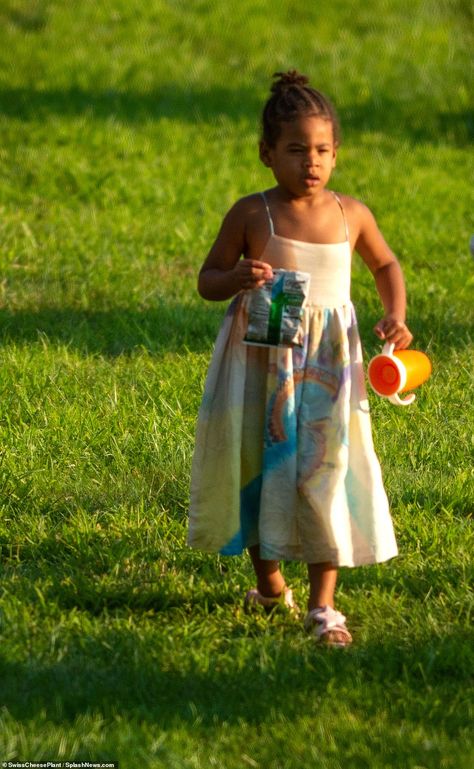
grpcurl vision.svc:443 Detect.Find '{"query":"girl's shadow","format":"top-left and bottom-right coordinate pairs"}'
top-left (0, 301), bottom-right (225, 356)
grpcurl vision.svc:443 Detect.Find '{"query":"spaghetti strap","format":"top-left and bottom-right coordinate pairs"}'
top-left (262, 190), bottom-right (349, 243)
top-left (261, 192), bottom-right (275, 237)
top-left (330, 191), bottom-right (350, 242)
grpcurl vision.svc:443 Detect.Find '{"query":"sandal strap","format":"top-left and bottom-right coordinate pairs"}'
top-left (245, 587), bottom-right (298, 611)
top-left (304, 605), bottom-right (350, 639)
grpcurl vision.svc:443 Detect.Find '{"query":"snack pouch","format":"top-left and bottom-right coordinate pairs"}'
top-left (244, 269), bottom-right (310, 347)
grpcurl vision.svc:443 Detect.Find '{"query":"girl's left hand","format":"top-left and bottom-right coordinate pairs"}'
top-left (374, 316), bottom-right (413, 349)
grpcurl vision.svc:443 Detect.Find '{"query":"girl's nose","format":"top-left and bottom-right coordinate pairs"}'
top-left (304, 152), bottom-right (319, 167)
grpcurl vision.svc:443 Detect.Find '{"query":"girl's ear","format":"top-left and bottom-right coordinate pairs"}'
top-left (332, 147), bottom-right (338, 169)
top-left (259, 140), bottom-right (272, 167)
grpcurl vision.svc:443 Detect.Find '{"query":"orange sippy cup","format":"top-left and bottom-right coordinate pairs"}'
top-left (367, 343), bottom-right (432, 406)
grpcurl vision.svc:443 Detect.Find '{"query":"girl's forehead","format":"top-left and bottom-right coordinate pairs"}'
top-left (278, 115), bottom-right (334, 143)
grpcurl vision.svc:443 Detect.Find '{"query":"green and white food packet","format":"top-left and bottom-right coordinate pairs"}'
top-left (244, 269), bottom-right (310, 347)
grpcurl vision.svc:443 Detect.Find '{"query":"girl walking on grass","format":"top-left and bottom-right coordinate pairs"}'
top-left (188, 70), bottom-right (413, 646)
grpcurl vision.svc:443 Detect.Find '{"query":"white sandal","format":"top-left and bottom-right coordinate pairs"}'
top-left (304, 605), bottom-right (352, 647)
top-left (244, 587), bottom-right (299, 616)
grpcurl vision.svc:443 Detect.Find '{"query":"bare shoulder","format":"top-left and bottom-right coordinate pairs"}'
top-left (336, 194), bottom-right (396, 270)
top-left (211, 194), bottom-right (256, 243)
top-left (201, 193), bottom-right (266, 272)
top-left (220, 192), bottom-right (268, 258)
top-left (224, 193), bottom-right (263, 223)
top-left (216, 193), bottom-right (262, 240)
top-left (336, 194), bottom-right (376, 228)
top-left (334, 193), bottom-right (383, 249)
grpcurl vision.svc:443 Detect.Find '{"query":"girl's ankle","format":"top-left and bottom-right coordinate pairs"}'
top-left (307, 601), bottom-right (335, 612)
top-left (257, 582), bottom-right (287, 599)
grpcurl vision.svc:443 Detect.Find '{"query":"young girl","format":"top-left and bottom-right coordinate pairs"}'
top-left (188, 70), bottom-right (413, 647)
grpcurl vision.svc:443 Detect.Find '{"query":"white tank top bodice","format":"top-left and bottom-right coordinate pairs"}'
top-left (259, 192), bottom-right (352, 307)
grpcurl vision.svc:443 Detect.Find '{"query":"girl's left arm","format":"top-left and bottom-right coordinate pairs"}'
top-left (353, 202), bottom-right (413, 350)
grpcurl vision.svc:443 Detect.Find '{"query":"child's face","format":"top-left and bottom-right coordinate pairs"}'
top-left (260, 115), bottom-right (337, 198)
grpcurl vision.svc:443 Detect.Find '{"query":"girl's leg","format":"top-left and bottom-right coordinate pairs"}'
top-left (248, 544), bottom-right (286, 597)
top-left (307, 562), bottom-right (352, 645)
top-left (307, 562), bottom-right (338, 610)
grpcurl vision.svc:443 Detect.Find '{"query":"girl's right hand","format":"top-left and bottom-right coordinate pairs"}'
top-left (231, 259), bottom-right (273, 291)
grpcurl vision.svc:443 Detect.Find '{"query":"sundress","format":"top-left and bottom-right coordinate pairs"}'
top-left (188, 192), bottom-right (398, 567)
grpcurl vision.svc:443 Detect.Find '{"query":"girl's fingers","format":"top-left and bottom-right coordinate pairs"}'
top-left (373, 319), bottom-right (413, 349)
top-left (237, 261), bottom-right (273, 288)
top-left (373, 324), bottom-right (386, 339)
top-left (244, 260), bottom-right (273, 278)
top-left (387, 329), bottom-right (413, 350)
top-left (250, 259), bottom-right (273, 271)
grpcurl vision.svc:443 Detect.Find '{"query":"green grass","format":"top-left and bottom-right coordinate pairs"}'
top-left (0, 0), bottom-right (473, 767)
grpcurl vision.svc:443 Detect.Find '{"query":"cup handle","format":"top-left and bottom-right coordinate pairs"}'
top-left (388, 392), bottom-right (416, 406)
top-left (380, 342), bottom-right (415, 405)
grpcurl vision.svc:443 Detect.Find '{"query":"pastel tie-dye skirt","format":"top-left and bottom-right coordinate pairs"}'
top-left (188, 295), bottom-right (397, 566)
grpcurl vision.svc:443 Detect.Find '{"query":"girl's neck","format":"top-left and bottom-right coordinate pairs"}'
top-left (268, 185), bottom-right (333, 209)
top-left (263, 187), bottom-right (347, 244)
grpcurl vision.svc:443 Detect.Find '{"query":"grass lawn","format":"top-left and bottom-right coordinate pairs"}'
top-left (0, 1), bottom-right (473, 767)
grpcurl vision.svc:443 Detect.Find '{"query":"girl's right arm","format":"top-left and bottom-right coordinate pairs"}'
top-left (198, 199), bottom-right (273, 301)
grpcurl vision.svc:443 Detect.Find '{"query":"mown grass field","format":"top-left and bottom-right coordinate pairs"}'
top-left (0, 1), bottom-right (473, 767)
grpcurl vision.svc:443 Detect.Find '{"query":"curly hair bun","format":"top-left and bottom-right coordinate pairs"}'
top-left (262, 69), bottom-right (340, 147)
top-left (271, 70), bottom-right (310, 93)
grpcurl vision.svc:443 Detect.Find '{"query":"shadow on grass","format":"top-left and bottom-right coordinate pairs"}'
top-left (1, 533), bottom-right (471, 751)
top-left (0, 86), bottom-right (472, 146)
top-left (0, 300), bottom-right (472, 357)
top-left (0, 628), bottom-right (471, 729)
top-left (0, 301), bottom-right (225, 356)
top-left (0, 529), bottom-right (234, 615)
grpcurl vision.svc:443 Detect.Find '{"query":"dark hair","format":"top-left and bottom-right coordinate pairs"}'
top-left (261, 70), bottom-right (340, 147)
